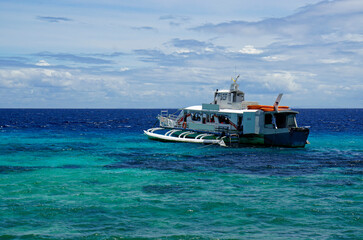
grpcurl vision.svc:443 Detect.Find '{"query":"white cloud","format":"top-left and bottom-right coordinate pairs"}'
top-left (296, 0), bottom-right (363, 18)
top-left (238, 45), bottom-right (263, 54)
top-left (319, 58), bottom-right (350, 64)
top-left (321, 33), bottom-right (363, 43)
top-left (0, 69), bottom-right (27, 80)
top-left (0, 68), bottom-right (73, 88)
top-left (35, 60), bottom-right (50, 66)
top-left (193, 0), bottom-right (363, 47)
top-left (0, 66), bottom-right (131, 98)
top-left (260, 71), bottom-right (301, 92)
top-left (175, 48), bottom-right (193, 54)
top-left (316, 84), bottom-right (353, 95)
top-left (262, 55), bottom-right (290, 62)
top-left (120, 67), bottom-right (130, 71)
top-left (240, 70), bottom-right (317, 94)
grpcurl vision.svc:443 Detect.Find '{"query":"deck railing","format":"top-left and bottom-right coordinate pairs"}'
top-left (158, 114), bottom-right (179, 128)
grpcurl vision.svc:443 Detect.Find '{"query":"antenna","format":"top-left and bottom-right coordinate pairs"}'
top-left (232, 74), bottom-right (240, 83)
top-left (232, 66), bottom-right (240, 84)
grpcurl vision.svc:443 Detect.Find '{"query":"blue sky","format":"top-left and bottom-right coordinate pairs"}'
top-left (0, 0), bottom-right (362, 108)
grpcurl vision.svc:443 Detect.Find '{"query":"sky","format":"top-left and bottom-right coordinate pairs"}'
top-left (0, 0), bottom-right (362, 108)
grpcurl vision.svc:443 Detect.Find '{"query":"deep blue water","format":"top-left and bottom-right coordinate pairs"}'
top-left (0, 109), bottom-right (362, 239)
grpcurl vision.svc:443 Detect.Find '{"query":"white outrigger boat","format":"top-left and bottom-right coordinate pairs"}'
top-left (144, 76), bottom-right (310, 147)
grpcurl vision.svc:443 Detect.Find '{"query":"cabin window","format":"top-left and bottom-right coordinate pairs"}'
top-left (210, 115), bottom-right (215, 123)
top-left (202, 113), bottom-right (209, 124)
top-left (264, 114), bottom-right (274, 129)
top-left (232, 93), bottom-right (236, 102)
top-left (192, 113), bottom-right (201, 121)
top-left (237, 93), bottom-right (244, 101)
top-left (218, 115), bottom-right (229, 124)
top-left (275, 113), bottom-right (287, 128)
top-left (265, 114), bottom-right (272, 124)
top-left (287, 114), bottom-right (297, 128)
top-left (220, 93), bottom-right (227, 100)
top-left (228, 93), bottom-right (231, 102)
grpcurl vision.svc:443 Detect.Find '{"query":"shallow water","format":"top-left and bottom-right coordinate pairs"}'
top-left (0, 109), bottom-right (362, 239)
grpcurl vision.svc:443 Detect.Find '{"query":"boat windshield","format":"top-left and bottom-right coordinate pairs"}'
top-left (265, 112), bottom-right (297, 129)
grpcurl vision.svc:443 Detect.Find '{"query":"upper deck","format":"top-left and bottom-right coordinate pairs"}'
top-left (211, 77), bottom-right (258, 110)
top-left (184, 105), bottom-right (259, 114)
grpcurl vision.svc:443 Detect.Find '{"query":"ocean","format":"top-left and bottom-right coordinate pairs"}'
top-left (0, 109), bottom-right (362, 239)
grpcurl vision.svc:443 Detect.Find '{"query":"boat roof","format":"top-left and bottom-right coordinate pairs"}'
top-left (184, 105), bottom-right (257, 114)
top-left (184, 105), bottom-right (299, 114)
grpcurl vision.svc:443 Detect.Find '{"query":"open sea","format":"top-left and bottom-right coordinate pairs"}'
top-left (0, 108), bottom-right (362, 239)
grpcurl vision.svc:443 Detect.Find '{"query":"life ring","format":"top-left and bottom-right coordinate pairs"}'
top-left (182, 122), bottom-right (187, 129)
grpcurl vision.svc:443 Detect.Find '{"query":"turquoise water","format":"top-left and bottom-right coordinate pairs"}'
top-left (0, 109), bottom-right (362, 239)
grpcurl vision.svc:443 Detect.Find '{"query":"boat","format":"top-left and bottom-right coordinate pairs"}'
top-left (144, 75), bottom-right (310, 147)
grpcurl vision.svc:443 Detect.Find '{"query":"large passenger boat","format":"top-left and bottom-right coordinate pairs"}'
top-left (144, 76), bottom-right (310, 147)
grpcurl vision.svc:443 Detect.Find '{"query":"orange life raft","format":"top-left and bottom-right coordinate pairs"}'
top-left (247, 105), bottom-right (290, 111)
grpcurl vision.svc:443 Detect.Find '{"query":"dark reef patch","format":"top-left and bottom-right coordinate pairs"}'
top-left (142, 184), bottom-right (191, 194)
top-left (0, 165), bottom-right (39, 174)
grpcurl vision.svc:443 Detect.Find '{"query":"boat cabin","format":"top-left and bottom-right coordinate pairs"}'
top-left (180, 107), bottom-right (299, 136)
top-left (173, 79), bottom-right (299, 135)
top-left (213, 81), bottom-right (258, 110)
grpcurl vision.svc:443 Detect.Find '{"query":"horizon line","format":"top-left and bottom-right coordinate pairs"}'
top-left (0, 107), bottom-right (362, 110)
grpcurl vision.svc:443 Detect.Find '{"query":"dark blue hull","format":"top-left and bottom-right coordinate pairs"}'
top-left (264, 127), bottom-right (310, 147)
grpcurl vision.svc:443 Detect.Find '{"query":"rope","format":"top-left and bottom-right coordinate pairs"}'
top-left (152, 119), bottom-right (159, 128)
